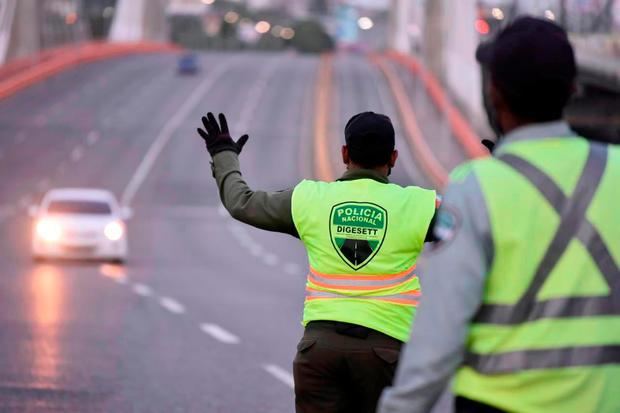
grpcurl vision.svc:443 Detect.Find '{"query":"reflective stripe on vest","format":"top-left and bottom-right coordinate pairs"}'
top-left (307, 264), bottom-right (417, 291)
top-left (305, 287), bottom-right (420, 306)
top-left (466, 144), bottom-right (620, 374)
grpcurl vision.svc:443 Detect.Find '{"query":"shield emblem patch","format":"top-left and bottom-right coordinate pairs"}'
top-left (329, 202), bottom-right (388, 270)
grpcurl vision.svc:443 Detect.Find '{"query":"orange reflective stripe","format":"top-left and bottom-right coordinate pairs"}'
top-left (310, 264), bottom-right (416, 280)
top-left (305, 287), bottom-right (420, 307)
top-left (308, 265), bottom-right (417, 291)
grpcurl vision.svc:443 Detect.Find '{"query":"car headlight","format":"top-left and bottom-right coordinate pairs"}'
top-left (104, 221), bottom-right (124, 241)
top-left (36, 219), bottom-right (62, 242)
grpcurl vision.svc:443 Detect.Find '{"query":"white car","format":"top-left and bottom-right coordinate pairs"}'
top-left (30, 188), bottom-right (130, 263)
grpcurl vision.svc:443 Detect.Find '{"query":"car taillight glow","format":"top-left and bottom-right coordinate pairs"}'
top-left (104, 221), bottom-right (124, 241)
top-left (475, 18), bottom-right (490, 35)
top-left (36, 219), bottom-right (62, 242)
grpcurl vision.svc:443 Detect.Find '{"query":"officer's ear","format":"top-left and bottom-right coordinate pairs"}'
top-left (342, 145), bottom-right (350, 165)
top-left (389, 150), bottom-right (398, 169)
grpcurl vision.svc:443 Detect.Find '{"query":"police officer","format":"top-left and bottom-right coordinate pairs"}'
top-left (378, 16), bottom-right (620, 413)
top-left (196, 111), bottom-right (438, 413)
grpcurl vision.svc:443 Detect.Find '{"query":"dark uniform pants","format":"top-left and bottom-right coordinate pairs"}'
top-left (293, 321), bottom-right (402, 413)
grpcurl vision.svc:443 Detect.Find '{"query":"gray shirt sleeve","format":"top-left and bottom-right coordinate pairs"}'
top-left (212, 151), bottom-right (298, 237)
top-left (378, 170), bottom-right (493, 413)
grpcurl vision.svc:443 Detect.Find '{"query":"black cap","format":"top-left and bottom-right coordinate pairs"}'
top-left (477, 16), bottom-right (577, 120)
top-left (345, 112), bottom-right (395, 148)
top-left (344, 112), bottom-right (395, 168)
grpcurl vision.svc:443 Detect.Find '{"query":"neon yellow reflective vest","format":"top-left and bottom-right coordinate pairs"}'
top-left (291, 176), bottom-right (436, 342)
top-left (454, 137), bottom-right (620, 413)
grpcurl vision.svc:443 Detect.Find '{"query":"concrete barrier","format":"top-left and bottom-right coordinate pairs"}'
top-left (387, 51), bottom-right (487, 160)
top-left (0, 41), bottom-right (179, 101)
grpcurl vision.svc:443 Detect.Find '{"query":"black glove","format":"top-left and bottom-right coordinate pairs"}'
top-left (197, 112), bottom-right (249, 156)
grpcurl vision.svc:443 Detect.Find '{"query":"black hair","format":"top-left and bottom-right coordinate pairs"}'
top-left (348, 139), bottom-right (394, 168)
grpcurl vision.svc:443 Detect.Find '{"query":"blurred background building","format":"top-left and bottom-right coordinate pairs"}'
top-left (0, 0), bottom-right (618, 139)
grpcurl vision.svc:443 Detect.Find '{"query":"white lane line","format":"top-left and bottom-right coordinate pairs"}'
top-left (86, 131), bottom-right (99, 145)
top-left (70, 146), bottom-right (84, 162)
top-left (284, 262), bottom-right (301, 276)
top-left (236, 59), bottom-right (280, 133)
top-left (249, 244), bottom-right (262, 257)
top-left (263, 364), bottom-right (295, 388)
top-left (263, 253), bottom-right (279, 266)
top-left (200, 323), bottom-right (241, 344)
top-left (133, 283), bottom-right (153, 297)
top-left (159, 297), bottom-right (185, 314)
top-left (121, 61), bottom-right (233, 206)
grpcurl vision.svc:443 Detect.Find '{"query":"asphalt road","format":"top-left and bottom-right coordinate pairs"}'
top-left (0, 51), bottom-right (454, 412)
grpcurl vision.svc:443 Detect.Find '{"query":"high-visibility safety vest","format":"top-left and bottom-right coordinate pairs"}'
top-left (454, 137), bottom-right (620, 413)
top-left (291, 177), bottom-right (436, 342)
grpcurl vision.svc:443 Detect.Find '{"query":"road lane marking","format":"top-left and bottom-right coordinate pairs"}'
top-left (133, 283), bottom-right (152, 296)
top-left (387, 53), bottom-right (485, 159)
top-left (284, 262), bottom-right (301, 276)
top-left (372, 56), bottom-right (448, 187)
top-left (249, 244), bottom-right (262, 257)
top-left (121, 61), bottom-right (233, 206)
top-left (70, 146), bottom-right (84, 162)
top-left (86, 131), bottom-right (99, 145)
top-left (313, 55), bottom-right (335, 181)
top-left (370, 65), bottom-right (421, 183)
top-left (263, 253), bottom-right (279, 266)
top-left (200, 323), bottom-right (241, 344)
top-left (263, 364), bottom-right (295, 388)
top-left (159, 297), bottom-right (185, 314)
top-left (236, 59), bottom-right (281, 133)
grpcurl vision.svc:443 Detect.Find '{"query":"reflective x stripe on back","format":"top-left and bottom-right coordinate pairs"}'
top-left (465, 144), bottom-right (620, 374)
top-left (474, 144), bottom-right (620, 325)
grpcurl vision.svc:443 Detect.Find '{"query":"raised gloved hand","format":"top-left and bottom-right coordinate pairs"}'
top-left (197, 112), bottom-right (249, 157)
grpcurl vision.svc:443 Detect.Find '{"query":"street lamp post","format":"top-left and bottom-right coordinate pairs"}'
top-left (389, 0), bottom-right (410, 53)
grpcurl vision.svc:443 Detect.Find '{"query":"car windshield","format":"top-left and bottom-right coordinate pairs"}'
top-left (47, 200), bottom-right (112, 215)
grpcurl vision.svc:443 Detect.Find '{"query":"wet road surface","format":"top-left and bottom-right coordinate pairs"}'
top-left (0, 51), bottom-right (457, 412)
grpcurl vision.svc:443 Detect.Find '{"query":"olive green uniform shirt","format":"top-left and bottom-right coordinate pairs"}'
top-left (211, 151), bottom-right (392, 238)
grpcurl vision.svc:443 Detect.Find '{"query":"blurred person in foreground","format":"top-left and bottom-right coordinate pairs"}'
top-left (378, 16), bottom-right (620, 413)
top-left (196, 111), bottom-right (439, 412)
